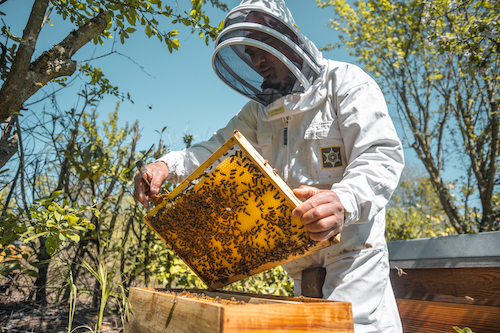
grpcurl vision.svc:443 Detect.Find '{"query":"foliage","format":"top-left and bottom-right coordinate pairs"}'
top-left (319, 0), bottom-right (500, 233)
top-left (22, 191), bottom-right (97, 256)
top-left (0, 0), bottom-right (228, 167)
top-left (0, 0), bottom-right (298, 329)
top-left (80, 256), bottom-right (129, 333)
top-left (386, 163), bottom-right (455, 241)
top-left (454, 327), bottom-right (474, 333)
top-left (224, 266), bottom-right (294, 296)
top-left (49, 0), bottom-right (227, 49)
top-left (0, 95), bottom-right (293, 330)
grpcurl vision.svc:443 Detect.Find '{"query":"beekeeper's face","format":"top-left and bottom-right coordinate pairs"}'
top-left (244, 34), bottom-right (294, 85)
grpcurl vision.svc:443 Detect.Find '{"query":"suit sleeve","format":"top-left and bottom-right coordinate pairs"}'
top-left (330, 69), bottom-right (405, 225)
top-left (156, 102), bottom-right (260, 184)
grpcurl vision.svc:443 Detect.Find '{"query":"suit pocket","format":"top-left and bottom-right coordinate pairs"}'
top-left (304, 120), bottom-right (345, 183)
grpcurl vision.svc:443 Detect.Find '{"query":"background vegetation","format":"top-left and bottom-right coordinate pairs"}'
top-left (0, 0), bottom-right (497, 331)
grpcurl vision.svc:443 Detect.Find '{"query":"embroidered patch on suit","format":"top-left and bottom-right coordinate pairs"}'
top-left (321, 146), bottom-right (343, 169)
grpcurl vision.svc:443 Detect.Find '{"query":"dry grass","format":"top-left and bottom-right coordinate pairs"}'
top-left (0, 300), bottom-right (122, 333)
top-left (0, 284), bottom-right (123, 333)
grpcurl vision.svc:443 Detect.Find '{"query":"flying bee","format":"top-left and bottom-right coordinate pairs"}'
top-left (395, 266), bottom-right (407, 277)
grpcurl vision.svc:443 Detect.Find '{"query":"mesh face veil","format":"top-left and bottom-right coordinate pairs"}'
top-left (212, 5), bottom-right (321, 106)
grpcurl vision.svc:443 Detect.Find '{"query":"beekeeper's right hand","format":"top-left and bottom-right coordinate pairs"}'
top-left (133, 161), bottom-right (169, 209)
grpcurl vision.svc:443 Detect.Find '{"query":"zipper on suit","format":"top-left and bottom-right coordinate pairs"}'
top-left (283, 116), bottom-right (291, 183)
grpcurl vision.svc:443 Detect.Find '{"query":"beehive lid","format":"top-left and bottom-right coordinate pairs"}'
top-left (144, 130), bottom-right (340, 289)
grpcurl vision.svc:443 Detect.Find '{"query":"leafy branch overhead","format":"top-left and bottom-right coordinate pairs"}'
top-left (0, 0), bottom-right (227, 166)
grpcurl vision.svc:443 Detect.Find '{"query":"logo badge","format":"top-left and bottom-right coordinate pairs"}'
top-left (321, 146), bottom-right (342, 169)
top-left (268, 106), bottom-right (285, 118)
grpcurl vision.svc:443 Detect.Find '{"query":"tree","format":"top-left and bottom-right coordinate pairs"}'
top-left (318, 0), bottom-right (500, 233)
top-left (385, 163), bottom-right (455, 241)
top-left (0, 0), bottom-right (227, 167)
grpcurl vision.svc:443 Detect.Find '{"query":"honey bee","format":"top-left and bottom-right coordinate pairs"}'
top-left (395, 266), bottom-right (407, 277)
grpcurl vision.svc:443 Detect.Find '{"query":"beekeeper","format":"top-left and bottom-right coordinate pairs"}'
top-left (134, 0), bottom-right (404, 331)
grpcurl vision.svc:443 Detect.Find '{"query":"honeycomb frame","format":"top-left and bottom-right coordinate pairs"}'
top-left (144, 130), bottom-right (340, 289)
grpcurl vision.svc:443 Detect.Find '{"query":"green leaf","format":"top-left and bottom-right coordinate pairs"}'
top-left (23, 231), bottom-right (50, 243)
top-left (46, 220), bottom-right (57, 228)
top-left (68, 233), bottom-right (81, 243)
top-left (126, 9), bottom-right (137, 26)
top-left (51, 190), bottom-right (63, 199)
top-left (125, 27), bottom-right (136, 33)
top-left (45, 235), bottom-right (58, 256)
top-left (92, 209), bottom-right (101, 218)
top-left (65, 213), bottom-right (80, 225)
top-left (22, 269), bottom-right (39, 278)
top-left (73, 225), bottom-right (87, 231)
top-left (12, 225), bottom-right (26, 234)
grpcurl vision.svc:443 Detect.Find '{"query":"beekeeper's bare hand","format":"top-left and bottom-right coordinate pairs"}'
top-left (134, 161), bottom-right (169, 209)
top-left (292, 185), bottom-right (344, 241)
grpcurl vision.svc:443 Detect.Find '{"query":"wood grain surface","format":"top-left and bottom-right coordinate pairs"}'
top-left (397, 299), bottom-right (500, 333)
top-left (124, 288), bottom-right (354, 333)
top-left (390, 267), bottom-right (500, 306)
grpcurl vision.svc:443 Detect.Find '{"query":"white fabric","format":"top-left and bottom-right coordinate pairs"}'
top-left (157, 1), bottom-right (404, 332)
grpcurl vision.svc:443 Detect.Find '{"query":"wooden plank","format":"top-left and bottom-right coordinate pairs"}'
top-left (223, 303), bottom-right (354, 333)
top-left (397, 299), bottom-right (500, 333)
top-left (124, 288), bottom-right (354, 333)
top-left (390, 267), bottom-right (500, 306)
top-left (125, 287), bottom-right (222, 333)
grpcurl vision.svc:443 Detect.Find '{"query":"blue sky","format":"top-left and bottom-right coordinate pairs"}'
top-left (2, 1), bottom-right (360, 151)
top-left (3, 0), bottom-right (419, 164)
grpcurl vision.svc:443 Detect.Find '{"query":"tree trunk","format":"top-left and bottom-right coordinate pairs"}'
top-left (0, 116), bottom-right (18, 169)
top-left (0, 4), bottom-right (108, 151)
top-left (34, 238), bottom-right (50, 305)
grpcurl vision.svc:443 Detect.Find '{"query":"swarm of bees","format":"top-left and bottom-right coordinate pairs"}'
top-left (145, 132), bottom-right (339, 289)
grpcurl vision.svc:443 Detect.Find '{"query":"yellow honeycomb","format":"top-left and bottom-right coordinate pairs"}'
top-left (145, 132), bottom-right (338, 289)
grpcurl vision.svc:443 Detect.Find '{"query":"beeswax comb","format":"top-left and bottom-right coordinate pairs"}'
top-left (144, 130), bottom-right (340, 289)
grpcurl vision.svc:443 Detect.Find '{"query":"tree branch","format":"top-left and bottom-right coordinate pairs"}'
top-left (0, 0), bottom-right (50, 123)
top-left (0, 9), bottom-right (108, 124)
top-left (0, 115), bottom-right (18, 169)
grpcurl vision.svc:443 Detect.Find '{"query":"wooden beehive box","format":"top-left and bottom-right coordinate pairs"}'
top-left (144, 130), bottom-right (340, 289)
top-left (388, 232), bottom-right (500, 333)
top-left (125, 287), bottom-right (354, 333)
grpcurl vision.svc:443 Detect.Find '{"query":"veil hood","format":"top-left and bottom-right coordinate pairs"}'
top-left (212, 0), bottom-right (328, 119)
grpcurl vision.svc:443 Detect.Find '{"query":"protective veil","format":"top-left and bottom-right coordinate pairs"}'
top-left (158, 1), bottom-right (404, 332)
top-left (212, 0), bottom-right (322, 107)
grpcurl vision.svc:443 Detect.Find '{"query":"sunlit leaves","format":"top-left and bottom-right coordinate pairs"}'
top-left (425, 0), bottom-right (500, 77)
top-left (320, 0), bottom-right (499, 233)
top-left (78, 64), bottom-right (120, 101)
top-left (50, 0), bottom-right (226, 51)
top-left (385, 165), bottom-right (454, 240)
top-left (15, 191), bottom-right (97, 257)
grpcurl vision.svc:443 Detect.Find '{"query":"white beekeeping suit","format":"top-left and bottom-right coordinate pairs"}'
top-left (158, 0), bottom-right (404, 331)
